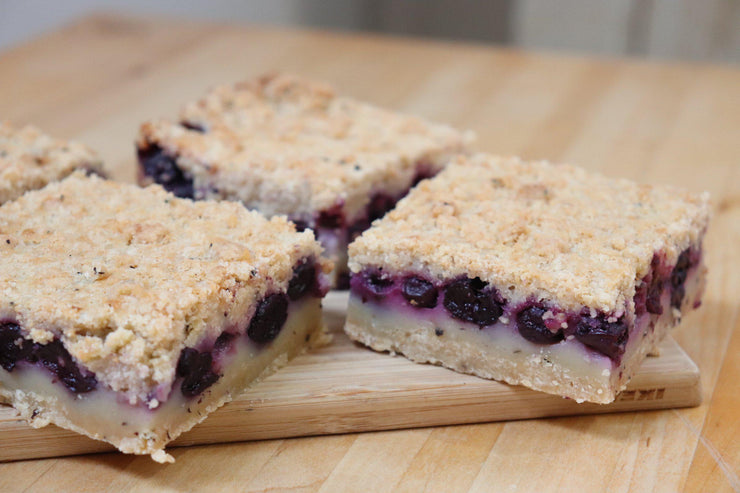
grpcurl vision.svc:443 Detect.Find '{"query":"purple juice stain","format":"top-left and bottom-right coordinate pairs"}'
top-left (516, 305), bottom-right (564, 344)
top-left (138, 145), bottom-right (194, 199)
top-left (247, 293), bottom-right (289, 343)
top-left (443, 278), bottom-right (504, 328)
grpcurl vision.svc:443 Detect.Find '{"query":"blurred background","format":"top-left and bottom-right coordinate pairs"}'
top-left (1, 0), bottom-right (738, 63)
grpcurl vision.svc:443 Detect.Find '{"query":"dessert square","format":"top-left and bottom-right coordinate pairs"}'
top-left (0, 121), bottom-right (105, 204)
top-left (345, 154), bottom-right (710, 404)
top-left (0, 173), bottom-right (330, 462)
top-left (136, 73), bottom-right (472, 287)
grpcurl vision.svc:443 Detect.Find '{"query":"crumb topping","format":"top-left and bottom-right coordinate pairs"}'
top-left (349, 154), bottom-right (711, 313)
top-left (0, 122), bottom-right (104, 205)
top-left (137, 73), bottom-right (472, 219)
top-left (0, 173), bottom-right (326, 404)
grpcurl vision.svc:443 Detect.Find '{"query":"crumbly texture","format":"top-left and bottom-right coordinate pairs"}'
top-left (2, 297), bottom-right (327, 462)
top-left (137, 73), bottom-right (473, 220)
top-left (0, 121), bottom-right (104, 205)
top-left (349, 154), bottom-right (711, 314)
top-left (0, 173), bottom-right (328, 405)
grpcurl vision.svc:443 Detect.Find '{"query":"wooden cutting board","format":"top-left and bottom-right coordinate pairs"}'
top-left (0, 291), bottom-right (701, 462)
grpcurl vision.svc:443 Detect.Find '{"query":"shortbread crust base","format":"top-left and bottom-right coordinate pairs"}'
top-left (0, 298), bottom-right (327, 462)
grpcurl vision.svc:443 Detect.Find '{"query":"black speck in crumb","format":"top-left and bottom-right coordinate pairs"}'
top-left (224, 311), bottom-right (228, 317)
top-left (434, 328), bottom-right (444, 336)
top-left (122, 422), bottom-right (127, 426)
top-left (354, 165), bottom-right (361, 171)
top-left (129, 265), bottom-right (137, 269)
top-left (77, 271), bottom-right (82, 275)
top-left (209, 243), bottom-right (213, 248)
top-left (305, 333), bottom-right (310, 342)
top-left (513, 349), bottom-right (522, 354)
top-left (251, 269), bottom-right (258, 277)
top-left (31, 409), bottom-right (39, 419)
top-left (5, 239), bottom-right (9, 244)
top-left (164, 199), bottom-right (170, 204)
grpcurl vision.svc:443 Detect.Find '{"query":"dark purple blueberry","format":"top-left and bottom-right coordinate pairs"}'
top-left (402, 277), bottom-right (438, 308)
top-left (247, 293), bottom-right (289, 343)
top-left (336, 271), bottom-right (351, 291)
top-left (410, 165), bottom-right (438, 187)
top-left (288, 259), bottom-right (317, 301)
top-left (180, 121), bottom-right (205, 133)
top-left (292, 219), bottom-right (309, 232)
top-left (214, 332), bottom-right (236, 353)
top-left (34, 340), bottom-right (97, 393)
top-left (366, 193), bottom-right (396, 223)
top-left (137, 145), bottom-right (194, 199)
top-left (670, 249), bottom-right (691, 288)
top-left (574, 315), bottom-right (628, 360)
top-left (317, 204), bottom-right (344, 229)
top-left (84, 168), bottom-right (108, 179)
top-left (671, 284), bottom-right (686, 309)
top-left (0, 322), bottom-right (30, 372)
top-left (645, 275), bottom-right (664, 315)
top-left (516, 306), bottom-right (564, 344)
top-left (443, 278), bottom-right (504, 327)
top-left (364, 271), bottom-right (394, 296)
top-left (176, 348), bottom-right (219, 398)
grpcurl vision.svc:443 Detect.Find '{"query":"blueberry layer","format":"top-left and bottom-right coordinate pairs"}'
top-left (137, 145), bottom-right (194, 199)
top-left (0, 322), bottom-right (97, 393)
top-left (172, 256), bottom-right (325, 399)
top-left (349, 246), bottom-right (701, 363)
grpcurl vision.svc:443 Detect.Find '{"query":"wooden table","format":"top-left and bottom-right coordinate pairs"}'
top-left (0, 14), bottom-right (738, 492)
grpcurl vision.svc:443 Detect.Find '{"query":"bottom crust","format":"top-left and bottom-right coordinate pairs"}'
top-left (0, 297), bottom-right (328, 462)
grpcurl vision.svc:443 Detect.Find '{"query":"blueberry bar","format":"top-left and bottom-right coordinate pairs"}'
top-left (345, 155), bottom-right (710, 404)
top-left (136, 73), bottom-right (472, 287)
top-left (0, 121), bottom-right (105, 204)
top-left (0, 173), bottom-right (329, 461)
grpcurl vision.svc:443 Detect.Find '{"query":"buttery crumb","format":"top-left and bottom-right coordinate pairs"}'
top-left (0, 121), bottom-right (104, 204)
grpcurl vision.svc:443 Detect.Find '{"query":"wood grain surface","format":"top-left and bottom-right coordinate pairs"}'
top-left (0, 14), bottom-right (738, 492)
top-left (0, 292), bottom-right (702, 463)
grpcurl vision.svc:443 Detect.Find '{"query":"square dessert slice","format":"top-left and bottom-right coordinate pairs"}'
top-left (0, 173), bottom-right (330, 462)
top-left (345, 155), bottom-right (710, 404)
top-left (0, 121), bottom-right (105, 204)
top-left (136, 73), bottom-right (473, 287)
